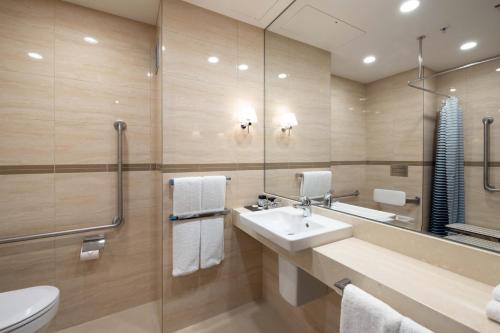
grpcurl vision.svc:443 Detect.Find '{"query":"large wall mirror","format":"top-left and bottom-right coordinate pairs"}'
top-left (264, 0), bottom-right (500, 253)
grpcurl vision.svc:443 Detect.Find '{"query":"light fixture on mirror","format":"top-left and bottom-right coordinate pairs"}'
top-left (83, 36), bottom-right (98, 44)
top-left (28, 52), bottom-right (43, 60)
top-left (238, 64), bottom-right (249, 71)
top-left (363, 55), bottom-right (376, 64)
top-left (239, 104), bottom-right (257, 133)
top-left (281, 113), bottom-right (298, 135)
top-left (449, 87), bottom-right (457, 92)
top-left (496, 67), bottom-right (500, 72)
top-left (208, 56), bottom-right (219, 64)
top-left (399, 0), bottom-right (420, 13)
top-left (460, 41), bottom-right (477, 51)
top-left (278, 73), bottom-right (288, 79)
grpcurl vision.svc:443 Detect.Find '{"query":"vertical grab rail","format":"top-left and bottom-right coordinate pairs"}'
top-left (482, 117), bottom-right (500, 192)
top-left (0, 121), bottom-right (127, 245)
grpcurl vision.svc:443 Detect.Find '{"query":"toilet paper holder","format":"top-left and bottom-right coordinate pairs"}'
top-left (80, 235), bottom-right (106, 261)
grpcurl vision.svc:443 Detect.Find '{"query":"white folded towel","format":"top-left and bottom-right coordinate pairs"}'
top-left (373, 189), bottom-right (406, 206)
top-left (340, 284), bottom-right (402, 333)
top-left (200, 176), bottom-right (226, 269)
top-left (492, 285), bottom-right (500, 302)
top-left (399, 317), bottom-right (433, 333)
top-left (300, 171), bottom-right (332, 199)
top-left (172, 177), bottom-right (202, 277)
top-left (486, 300), bottom-right (500, 324)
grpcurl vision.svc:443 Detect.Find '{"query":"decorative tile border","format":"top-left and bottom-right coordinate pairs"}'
top-left (1, 161), bottom-right (497, 175)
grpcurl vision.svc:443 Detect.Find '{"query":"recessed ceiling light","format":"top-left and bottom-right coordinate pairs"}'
top-left (450, 88), bottom-right (457, 92)
top-left (83, 36), bottom-right (98, 44)
top-left (278, 73), bottom-right (288, 79)
top-left (238, 64), bottom-right (249, 71)
top-left (399, 0), bottom-right (420, 13)
top-left (28, 52), bottom-right (43, 60)
top-left (363, 55), bottom-right (376, 64)
top-left (114, 100), bottom-right (120, 104)
top-left (460, 41), bottom-right (477, 51)
top-left (147, 72), bottom-right (152, 77)
top-left (208, 56), bottom-right (219, 64)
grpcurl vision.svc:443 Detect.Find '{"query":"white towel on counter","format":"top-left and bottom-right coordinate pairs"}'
top-left (200, 176), bottom-right (226, 269)
top-left (373, 189), bottom-right (406, 207)
top-left (493, 285), bottom-right (500, 302)
top-left (340, 284), bottom-right (402, 333)
top-left (399, 317), bottom-right (433, 333)
top-left (300, 171), bottom-right (332, 199)
top-left (486, 300), bottom-right (500, 324)
top-left (172, 177), bottom-right (202, 277)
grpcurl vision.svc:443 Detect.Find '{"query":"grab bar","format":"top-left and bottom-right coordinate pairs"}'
top-left (0, 120), bottom-right (127, 245)
top-left (332, 190), bottom-right (359, 200)
top-left (169, 209), bottom-right (231, 222)
top-left (482, 117), bottom-right (500, 192)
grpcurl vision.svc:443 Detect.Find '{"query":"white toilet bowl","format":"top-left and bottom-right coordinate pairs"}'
top-left (0, 286), bottom-right (59, 333)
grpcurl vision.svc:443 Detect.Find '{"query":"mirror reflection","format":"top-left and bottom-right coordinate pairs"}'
top-left (264, 0), bottom-right (500, 253)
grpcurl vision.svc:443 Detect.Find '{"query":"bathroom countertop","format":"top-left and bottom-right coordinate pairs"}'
top-left (232, 207), bottom-right (500, 333)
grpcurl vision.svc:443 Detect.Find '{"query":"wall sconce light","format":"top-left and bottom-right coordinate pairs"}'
top-left (239, 104), bottom-right (257, 133)
top-left (281, 113), bottom-right (298, 135)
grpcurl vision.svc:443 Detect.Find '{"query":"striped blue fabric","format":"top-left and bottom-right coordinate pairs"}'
top-left (430, 97), bottom-right (465, 235)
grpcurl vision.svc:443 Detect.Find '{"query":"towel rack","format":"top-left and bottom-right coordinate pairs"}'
top-left (169, 209), bottom-right (231, 222)
top-left (169, 176), bottom-right (231, 186)
top-left (0, 121), bottom-right (127, 245)
top-left (334, 278), bottom-right (352, 296)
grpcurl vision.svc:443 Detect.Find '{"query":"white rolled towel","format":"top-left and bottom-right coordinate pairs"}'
top-left (486, 300), bottom-right (500, 324)
top-left (492, 285), bottom-right (500, 302)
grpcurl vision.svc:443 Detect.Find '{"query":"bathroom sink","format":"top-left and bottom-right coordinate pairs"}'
top-left (239, 206), bottom-right (352, 252)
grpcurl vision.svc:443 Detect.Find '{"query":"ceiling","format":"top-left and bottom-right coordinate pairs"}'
top-left (191, 0), bottom-right (500, 83)
top-left (63, 0), bottom-right (160, 25)
top-left (64, 0), bottom-right (500, 83)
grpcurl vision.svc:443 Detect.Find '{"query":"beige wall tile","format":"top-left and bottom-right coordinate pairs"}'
top-left (0, 174), bottom-right (55, 237)
top-left (0, 0), bottom-right (55, 76)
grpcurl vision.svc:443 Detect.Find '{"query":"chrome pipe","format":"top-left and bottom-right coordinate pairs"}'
top-left (0, 121), bottom-right (127, 245)
top-left (483, 117), bottom-right (500, 192)
top-left (417, 36), bottom-right (425, 80)
top-left (169, 209), bottom-right (231, 222)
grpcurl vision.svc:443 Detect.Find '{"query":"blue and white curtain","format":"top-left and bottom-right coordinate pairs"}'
top-left (430, 96), bottom-right (465, 235)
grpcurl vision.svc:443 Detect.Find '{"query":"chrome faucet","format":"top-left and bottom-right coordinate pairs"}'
top-left (323, 191), bottom-right (333, 207)
top-left (293, 196), bottom-right (312, 217)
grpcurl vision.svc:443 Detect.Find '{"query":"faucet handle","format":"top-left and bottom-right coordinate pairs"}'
top-left (299, 196), bottom-right (311, 206)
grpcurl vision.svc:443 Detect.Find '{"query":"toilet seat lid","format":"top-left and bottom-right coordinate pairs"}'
top-left (0, 286), bottom-right (59, 331)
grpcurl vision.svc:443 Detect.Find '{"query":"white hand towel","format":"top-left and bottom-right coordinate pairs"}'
top-left (486, 300), bottom-right (500, 324)
top-left (399, 317), bottom-right (433, 333)
top-left (340, 284), bottom-right (402, 333)
top-left (492, 285), bottom-right (500, 302)
top-left (300, 171), bottom-right (332, 199)
top-left (172, 177), bottom-right (202, 277)
top-left (373, 189), bottom-right (406, 206)
top-left (200, 176), bottom-right (226, 269)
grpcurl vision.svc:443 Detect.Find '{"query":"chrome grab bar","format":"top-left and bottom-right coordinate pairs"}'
top-left (0, 120), bottom-right (127, 245)
top-left (483, 117), bottom-right (500, 192)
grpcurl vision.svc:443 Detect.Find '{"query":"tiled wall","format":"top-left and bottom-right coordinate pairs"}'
top-left (0, 0), bottom-right (161, 331)
top-left (432, 59), bottom-right (500, 230)
top-left (160, 0), bottom-right (264, 331)
top-left (264, 31), bottom-right (332, 198)
top-left (330, 70), bottom-right (425, 230)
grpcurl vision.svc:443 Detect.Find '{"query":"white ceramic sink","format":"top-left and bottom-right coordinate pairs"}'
top-left (239, 206), bottom-right (352, 252)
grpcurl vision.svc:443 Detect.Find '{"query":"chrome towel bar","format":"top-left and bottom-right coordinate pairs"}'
top-left (482, 117), bottom-right (500, 192)
top-left (169, 176), bottom-right (231, 186)
top-left (406, 196), bottom-right (421, 205)
top-left (334, 278), bottom-right (351, 296)
top-left (0, 120), bottom-right (127, 245)
top-left (169, 209), bottom-right (231, 222)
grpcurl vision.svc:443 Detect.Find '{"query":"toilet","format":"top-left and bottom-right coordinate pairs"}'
top-left (0, 286), bottom-right (59, 333)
